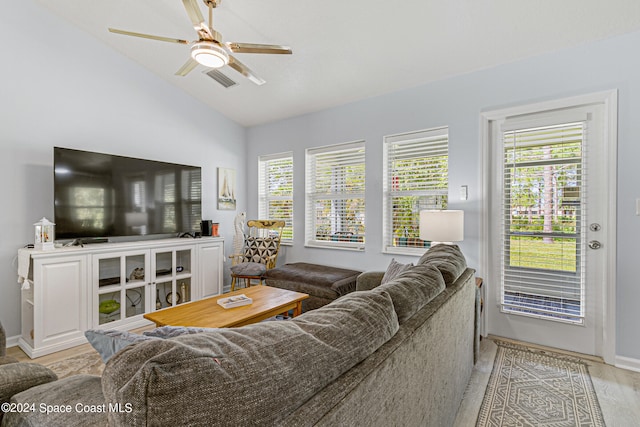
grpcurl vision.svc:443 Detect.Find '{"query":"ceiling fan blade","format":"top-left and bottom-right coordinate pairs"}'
top-left (175, 58), bottom-right (199, 76)
top-left (108, 28), bottom-right (189, 44)
top-left (182, 0), bottom-right (205, 28)
top-left (228, 56), bottom-right (266, 85)
top-left (225, 42), bottom-right (292, 55)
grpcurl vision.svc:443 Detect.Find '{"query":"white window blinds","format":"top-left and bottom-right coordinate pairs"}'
top-left (383, 128), bottom-right (448, 253)
top-left (258, 152), bottom-right (293, 242)
top-left (305, 141), bottom-right (365, 250)
top-left (501, 121), bottom-right (586, 323)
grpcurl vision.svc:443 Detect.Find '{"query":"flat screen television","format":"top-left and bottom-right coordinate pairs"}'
top-left (54, 147), bottom-right (202, 240)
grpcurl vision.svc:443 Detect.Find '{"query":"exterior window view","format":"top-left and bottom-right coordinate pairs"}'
top-left (384, 128), bottom-right (449, 252)
top-left (306, 141), bottom-right (366, 249)
top-left (501, 122), bottom-right (584, 322)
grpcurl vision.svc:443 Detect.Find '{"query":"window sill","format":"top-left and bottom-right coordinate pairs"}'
top-left (382, 246), bottom-right (428, 257)
top-left (305, 241), bottom-right (365, 252)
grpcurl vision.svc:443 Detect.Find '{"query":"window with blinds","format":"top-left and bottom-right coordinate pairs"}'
top-left (305, 141), bottom-right (365, 250)
top-left (258, 152), bottom-right (294, 243)
top-left (383, 128), bottom-right (448, 253)
top-left (501, 121), bottom-right (586, 323)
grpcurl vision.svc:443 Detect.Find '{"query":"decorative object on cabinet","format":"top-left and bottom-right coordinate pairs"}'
top-left (129, 267), bottom-right (144, 281)
top-left (33, 217), bottom-right (55, 251)
top-left (181, 282), bottom-right (188, 302)
top-left (99, 299), bottom-right (120, 315)
top-left (166, 292), bottom-right (182, 305)
top-left (217, 167), bottom-right (236, 210)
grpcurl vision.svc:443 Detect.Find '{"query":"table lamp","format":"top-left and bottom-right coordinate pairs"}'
top-left (419, 210), bottom-right (464, 245)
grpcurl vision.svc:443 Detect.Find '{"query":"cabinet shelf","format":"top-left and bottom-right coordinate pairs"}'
top-left (99, 277), bottom-right (121, 287)
top-left (97, 284), bottom-right (121, 294)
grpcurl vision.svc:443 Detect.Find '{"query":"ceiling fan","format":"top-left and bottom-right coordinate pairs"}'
top-left (108, 0), bottom-right (292, 85)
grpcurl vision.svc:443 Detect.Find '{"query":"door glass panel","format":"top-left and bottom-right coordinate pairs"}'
top-left (125, 254), bottom-right (146, 283)
top-left (98, 292), bottom-right (121, 325)
top-left (176, 250), bottom-right (191, 275)
top-left (155, 252), bottom-right (173, 277)
top-left (155, 281), bottom-right (173, 309)
top-left (177, 279), bottom-right (191, 304)
top-left (98, 257), bottom-right (120, 287)
top-left (125, 286), bottom-right (146, 318)
top-left (501, 122), bottom-right (585, 323)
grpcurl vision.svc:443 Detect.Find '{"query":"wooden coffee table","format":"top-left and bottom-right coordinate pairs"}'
top-left (143, 285), bottom-right (309, 329)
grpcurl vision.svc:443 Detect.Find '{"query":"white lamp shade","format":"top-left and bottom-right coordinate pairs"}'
top-left (419, 210), bottom-right (464, 243)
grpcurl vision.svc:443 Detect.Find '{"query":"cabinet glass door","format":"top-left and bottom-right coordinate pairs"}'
top-left (152, 247), bottom-right (194, 309)
top-left (95, 251), bottom-right (148, 326)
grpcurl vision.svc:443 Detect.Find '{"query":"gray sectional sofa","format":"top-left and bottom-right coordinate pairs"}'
top-left (3, 245), bottom-right (476, 427)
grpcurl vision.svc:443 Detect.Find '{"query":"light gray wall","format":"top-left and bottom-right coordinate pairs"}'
top-left (247, 31), bottom-right (640, 360)
top-left (0, 2), bottom-right (246, 338)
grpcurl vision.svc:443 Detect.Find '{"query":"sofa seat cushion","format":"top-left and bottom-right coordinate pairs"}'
top-left (372, 263), bottom-right (446, 323)
top-left (417, 244), bottom-right (467, 285)
top-left (102, 290), bottom-right (398, 426)
top-left (3, 375), bottom-right (106, 427)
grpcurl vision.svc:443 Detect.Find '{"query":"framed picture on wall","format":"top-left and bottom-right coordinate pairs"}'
top-left (217, 167), bottom-right (236, 210)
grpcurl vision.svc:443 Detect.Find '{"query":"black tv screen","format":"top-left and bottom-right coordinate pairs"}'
top-left (54, 147), bottom-right (202, 240)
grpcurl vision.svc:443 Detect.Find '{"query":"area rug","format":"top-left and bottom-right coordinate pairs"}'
top-left (45, 351), bottom-right (104, 379)
top-left (476, 340), bottom-right (605, 427)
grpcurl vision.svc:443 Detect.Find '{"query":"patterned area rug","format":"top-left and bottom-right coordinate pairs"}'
top-left (476, 341), bottom-right (605, 427)
top-left (45, 351), bottom-right (104, 379)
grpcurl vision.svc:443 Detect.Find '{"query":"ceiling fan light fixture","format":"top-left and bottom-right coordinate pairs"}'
top-left (191, 42), bottom-right (229, 68)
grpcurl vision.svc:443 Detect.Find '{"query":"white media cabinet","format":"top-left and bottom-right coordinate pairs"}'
top-left (18, 237), bottom-right (224, 358)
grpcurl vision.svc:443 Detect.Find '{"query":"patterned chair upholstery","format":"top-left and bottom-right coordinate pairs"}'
top-left (230, 220), bottom-right (285, 291)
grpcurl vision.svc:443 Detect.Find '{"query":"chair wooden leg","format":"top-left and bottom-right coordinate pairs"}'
top-left (245, 278), bottom-right (250, 288)
top-left (231, 276), bottom-right (236, 292)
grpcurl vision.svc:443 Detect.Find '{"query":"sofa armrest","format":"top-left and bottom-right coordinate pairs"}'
top-left (356, 271), bottom-right (385, 291)
top-left (0, 363), bottom-right (58, 411)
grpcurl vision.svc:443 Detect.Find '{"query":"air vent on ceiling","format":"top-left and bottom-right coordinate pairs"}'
top-left (205, 69), bottom-right (238, 88)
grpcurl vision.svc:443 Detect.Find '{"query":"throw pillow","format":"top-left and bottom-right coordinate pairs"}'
top-left (373, 263), bottom-right (446, 323)
top-left (242, 236), bottom-right (279, 264)
top-left (417, 244), bottom-right (467, 285)
top-left (84, 329), bottom-right (155, 363)
top-left (381, 258), bottom-right (414, 284)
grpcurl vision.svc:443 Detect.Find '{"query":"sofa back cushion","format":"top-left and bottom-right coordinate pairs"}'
top-left (372, 263), bottom-right (446, 323)
top-left (102, 290), bottom-right (399, 426)
top-left (417, 244), bottom-right (467, 285)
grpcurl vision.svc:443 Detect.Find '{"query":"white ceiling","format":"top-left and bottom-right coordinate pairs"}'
top-left (37, 0), bottom-right (640, 127)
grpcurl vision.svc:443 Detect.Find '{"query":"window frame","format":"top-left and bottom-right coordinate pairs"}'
top-left (382, 127), bottom-right (449, 255)
top-left (305, 140), bottom-right (366, 251)
top-left (258, 151), bottom-right (294, 245)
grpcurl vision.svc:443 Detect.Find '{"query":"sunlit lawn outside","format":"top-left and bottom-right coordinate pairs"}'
top-left (509, 236), bottom-right (577, 272)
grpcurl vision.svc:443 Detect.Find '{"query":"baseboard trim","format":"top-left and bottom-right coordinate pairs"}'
top-left (6, 334), bottom-right (20, 348)
top-left (614, 355), bottom-right (640, 373)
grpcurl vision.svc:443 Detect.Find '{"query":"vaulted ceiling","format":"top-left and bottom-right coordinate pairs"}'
top-left (37, 0), bottom-right (640, 126)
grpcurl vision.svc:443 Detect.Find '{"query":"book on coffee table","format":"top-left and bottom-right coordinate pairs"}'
top-left (217, 294), bottom-right (253, 309)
